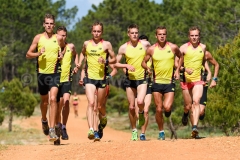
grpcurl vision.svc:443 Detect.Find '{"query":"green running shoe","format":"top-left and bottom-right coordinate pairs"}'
top-left (99, 117), bottom-right (107, 130)
top-left (131, 130), bottom-right (138, 141)
top-left (88, 130), bottom-right (94, 140)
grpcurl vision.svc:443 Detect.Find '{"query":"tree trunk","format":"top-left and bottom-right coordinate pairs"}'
top-left (169, 116), bottom-right (177, 139)
top-left (8, 105), bottom-right (13, 132)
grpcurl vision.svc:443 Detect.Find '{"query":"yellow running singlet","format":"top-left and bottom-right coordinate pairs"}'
top-left (37, 34), bottom-right (61, 74)
top-left (184, 43), bottom-right (204, 82)
top-left (85, 40), bottom-right (108, 80)
top-left (125, 41), bottom-right (146, 80)
top-left (60, 45), bottom-right (73, 82)
top-left (152, 42), bottom-right (175, 84)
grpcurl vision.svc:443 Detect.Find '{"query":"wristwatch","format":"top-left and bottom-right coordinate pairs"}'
top-left (212, 77), bottom-right (218, 82)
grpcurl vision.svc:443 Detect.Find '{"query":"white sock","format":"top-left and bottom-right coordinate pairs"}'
top-left (42, 119), bottom-right (47, 123)
top-left (62, 125), bottom-right (66, 129)
top-left (159, 130), bottom-right (164, 133)
top-left (90, 127), bottom-right (94, 131)
top-left (132, 128), bottom-right (137, 132)
top-left (138, 111), bottom-right (144, 114)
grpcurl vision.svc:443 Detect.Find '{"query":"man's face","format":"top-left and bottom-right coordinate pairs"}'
top-left (155, 29), bottom-right (167, 43)
top-left (57, 30), bottom-right (67, 42)
top-left (43, 18), bottom-right (55, 33)
top-left (128, 28), bottom-right (139, 42)
top-left (189, 30), bottom-right (200, 44)
top-left (91, 25), bottom-right (102, 40)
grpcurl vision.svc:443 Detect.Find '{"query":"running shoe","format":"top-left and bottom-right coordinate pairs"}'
top-left (41, 120), bottom-right (49, 135)
top-left (140, 134), bottom-right (146, 141)
top-left (182, 113), bottom-right (188, 126)
top-left (61, 128), bottom-right (69, 140)
top-left (138, 112), bottom-right (145, 127)
top-left (49, 128), bottom-right (58, 142)
top-left (94, 131), bottom-right (100, 142)
top-left (99, 117), bottom-right (107, 130)
top-left (88, 130), bottom-right (94, 140)
top-left (98, 126), bottom-right (103, 139)
top-left (158, 132), bottom-right (165, 140)
top-left (191, 128), bottom-right (199, 139)
top-left (131, 130), bottom-right (138, 141)
top-left (54, 126), bottom-right (61, 145)
top-left (54, 138), bottom-right (60, 145)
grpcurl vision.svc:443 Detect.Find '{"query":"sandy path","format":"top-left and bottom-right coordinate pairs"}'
top-left (0, 95), bottom-right (240, 160)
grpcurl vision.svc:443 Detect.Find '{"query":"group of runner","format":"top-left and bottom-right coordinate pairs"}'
top-left (26, 13), bottom-right (219, 144)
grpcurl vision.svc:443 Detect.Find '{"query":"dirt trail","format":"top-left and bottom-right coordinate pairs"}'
top-left (0, 95), bottom-right (240, 160)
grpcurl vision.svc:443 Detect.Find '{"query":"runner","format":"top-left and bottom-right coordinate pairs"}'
top-left (142, 26), bottom-right (182, 140)
top-left (26, 14), bottom-right (63, 142)
top-left (72, 92), bottom-right (80, 118)
top-left (179, 26), bottom-right (218, 138)
top-left (80, 22), bottom-right (116, 141)
top-left (134, 35), bottom-right (152, 141)
top-left (115, 24), bottom-right (151, 140)
top-left (54, 26), bottom-right (79, 145)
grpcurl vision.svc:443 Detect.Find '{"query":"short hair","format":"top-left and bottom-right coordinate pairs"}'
top-left (139, 35), bottom-right (148, 41)
top-left (127, 24), bottom-right (139, 33)
top-left (43, 13), bottom-right (55, 22)
top-left (91, 22), bottom-right (103, 32)
top-left (189, 26), bottom-right (201, 35)
top-left (155, 26), bottom-right (167, 35)
top-left (57, 26), bottom-right (68, 35)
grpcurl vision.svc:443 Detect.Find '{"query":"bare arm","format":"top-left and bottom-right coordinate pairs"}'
top-left (141, 47), bottom-right (152, 73)
top-left (115, 44), bottom-right (135, 71)
top-left (205, 51), bottom-right (219, 88)
top-left (109, 64), bottom-right (118, 77)
top-left (26, 34), bottom-right (43, 59)
top-left (106, 42), bottom-right (116, 64)
top-left (204, 61), bottom-right (212, 82)
top-left (172, 44), bottom-right (183, 80)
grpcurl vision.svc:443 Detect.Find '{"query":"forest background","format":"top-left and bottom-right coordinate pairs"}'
top-left (0, 0), bottom-right (240, 137)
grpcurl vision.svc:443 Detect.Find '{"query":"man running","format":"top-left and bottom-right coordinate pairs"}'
top-left (142, 26), bottom-right (183, 140)
top-left (176, 50), bottom-right (219, 124)
top-left (134, 34), bottom-right (152, 141)
top-left (179, 26), bottom-right (218, 138)
top-left (115, 24), bottom-right (151, 141)
top-left (26, 14), bottom-right (63, 141)
top-left (80, 22), bottom-right (116, 141)
top-left (54, 26), bottom-right (79, 145)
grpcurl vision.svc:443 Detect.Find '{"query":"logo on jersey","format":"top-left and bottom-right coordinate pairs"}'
top-left (53, 40), bottom-right (56, 43)
top-left (199, 51), bottom-right (202, 53)
top-left (168, 50), bottom-right (171, 53)
top-left (139, 47), bottom-right (143, 50)
top-left (99, 48), bottom-right (102, 50)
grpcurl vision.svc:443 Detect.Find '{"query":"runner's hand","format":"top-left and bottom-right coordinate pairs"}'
top-left (127, 65), bottom-right (135, 72)
top-left (98, 56), bottom-right (105, 64)
top-left (185, 68), bottom-right (194, 75)
top-left (38, 47), bottom-right (45, 56)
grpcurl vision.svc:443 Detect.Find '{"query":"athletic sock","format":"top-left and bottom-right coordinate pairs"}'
top-left (192, 125), bottom-right (197, 130)
top-left (42, 119), bottom-right (48, 123)
top-left (132, 128), bottom-right (137, 132)
top-left (159, 130), bottom-right (164, 133)
top-left (62, 125), bottom-right (66, 129)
